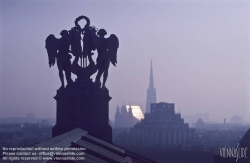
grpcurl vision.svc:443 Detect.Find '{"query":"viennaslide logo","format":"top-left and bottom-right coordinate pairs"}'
top-left (219, 143), bottom-right (248, 162)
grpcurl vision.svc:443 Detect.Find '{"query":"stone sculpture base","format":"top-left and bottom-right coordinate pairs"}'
top-left (52, 73), bottom-right (112, 143)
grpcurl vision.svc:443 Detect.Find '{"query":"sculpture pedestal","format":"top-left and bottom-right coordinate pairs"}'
top-left (52, 76), bottom-right (112, 143)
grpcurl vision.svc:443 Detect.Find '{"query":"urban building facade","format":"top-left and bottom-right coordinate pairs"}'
top-left (130, 102), bottom-right (195, 147)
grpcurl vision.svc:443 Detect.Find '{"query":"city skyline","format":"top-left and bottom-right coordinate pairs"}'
top-left (0, 0), bottom-right (249, 122)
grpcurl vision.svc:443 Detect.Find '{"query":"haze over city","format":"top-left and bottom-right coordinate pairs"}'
top-left (0, 0), bottom-right (250, 122)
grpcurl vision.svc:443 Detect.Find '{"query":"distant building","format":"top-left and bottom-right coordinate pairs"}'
top-left (130, 102), bottom-right (195, 147)
top-left (191, 122), bottom-right (248, 131)
top-left (26, 113), bottom-right (35, 118)
top-left (192, 127), bottom-right (247, 151)
top-left (145, 60), bottom-right (157, 113)
top-left (195, 118), bottom-right (205, 129)
top-left (125, 105), bottom-right (144, 120)
top-left (183, 113), bottom-right (209, 126)
top-left (0, 124), bottom-right (23, 133)
top-left (0, 114), bottom-right (37, 124)
top-left (195, 113), bottom-right (209, 122)
top-left (114, 104), bottom-right (142, 128)
top-left (40, 119), bottom-right (49, 126)
top-left (230, 115), bottom-right (244, 124)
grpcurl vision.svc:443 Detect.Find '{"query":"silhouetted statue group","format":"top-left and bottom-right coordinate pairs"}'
top-left (45, 16), bottom-right (119, 89)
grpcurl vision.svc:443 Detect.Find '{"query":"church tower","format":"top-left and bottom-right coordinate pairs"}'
top-left (145, 60), bottom-right (157, 113)
top-left (115, 105), bottom-right (121, 127)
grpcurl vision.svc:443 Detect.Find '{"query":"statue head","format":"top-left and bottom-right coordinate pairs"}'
top-left (60, 30), bottom-right (68, 36)
top-left (97, 29), bottom-right (107, 37)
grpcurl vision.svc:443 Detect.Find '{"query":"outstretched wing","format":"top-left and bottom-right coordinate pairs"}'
top-left (45, 34), bottom-right (59, 67)
top-left (106, 34), bottom-right (119, 66)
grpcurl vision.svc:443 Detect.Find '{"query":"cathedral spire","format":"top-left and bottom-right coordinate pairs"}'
top-left (149, 59), bottom-right (154, 89)
top-left (145, 60), bottom-right (157, 113)
top-left (115, 105), bottom-right (121, 128)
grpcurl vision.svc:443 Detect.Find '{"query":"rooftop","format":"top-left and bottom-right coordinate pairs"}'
top-left (1, 128), bottom-right (157, 163)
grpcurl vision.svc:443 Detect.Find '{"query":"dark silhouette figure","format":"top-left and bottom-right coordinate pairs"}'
top-left (90, 28), bottom-right (119, 89)
top-left (45, 15), bottom-right (119, 89)
top-left (72, 15), bottom-right (119, 88)
top-left (74, 15), bottom-right (96, 65)
top-left (49, 15), bottom-right (120, 143)
top-left (95, 29), bottom-right (109, 88)
top-left (45, 30), bottom-right (73, 89)
top-left (70, 27), bottom-right (82, 65)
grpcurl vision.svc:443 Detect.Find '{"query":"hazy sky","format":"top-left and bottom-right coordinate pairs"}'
top-left (0, 0), bottom-right (250, 122)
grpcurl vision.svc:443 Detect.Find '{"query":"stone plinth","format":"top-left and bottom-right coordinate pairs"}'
top-left (52, 73), bottom-right (112, 143)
